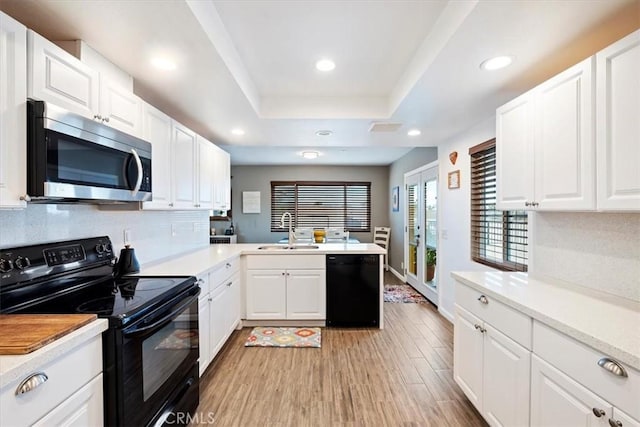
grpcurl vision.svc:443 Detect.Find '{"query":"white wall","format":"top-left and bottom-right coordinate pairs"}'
top-left (0, 205), bottom-right (209, 265)
top-left (436, 117), bottom-right (497, 321)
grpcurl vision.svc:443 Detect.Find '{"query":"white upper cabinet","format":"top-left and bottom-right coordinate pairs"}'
top-left (596, 29), bottom-right (640, 211)
top-left (212, 145), bottom-right (231, 211)
top-left (171, 121), bottom-right (197, 209)
top-left (98, 77), bottom-right (143, 137)
top-left (28, 30), bottom-right (99, 118)
top-left (142, 103), bottom-right (172, 209)
top-left (497, 57), bottom-right (595, 211)
top-left (0, 11), bottom-right (27, 209)
top-left (28, 30), bottom-right (142, 138)
top-left (196, 135), bottom-right (214, 210)
top-left (534, 58), bottom-right (595, 210)
top-left (496, 92), bottom-right (535, 210)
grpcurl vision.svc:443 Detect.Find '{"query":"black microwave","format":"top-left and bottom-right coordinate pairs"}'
top-left (26, 99), bottom-right (152, 203)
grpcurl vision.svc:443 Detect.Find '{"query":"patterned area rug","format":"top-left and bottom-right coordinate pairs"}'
top-left (244, 327), bottom-right (321, 348)
top-left (384, 283), bottom-right (427, 303)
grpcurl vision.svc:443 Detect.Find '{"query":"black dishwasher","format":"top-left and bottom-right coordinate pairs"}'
top-left (326, 254), bottom-right (380, 327)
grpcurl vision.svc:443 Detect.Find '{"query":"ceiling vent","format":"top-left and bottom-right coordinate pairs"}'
top-left (368, 122), bottom-right (402, 133)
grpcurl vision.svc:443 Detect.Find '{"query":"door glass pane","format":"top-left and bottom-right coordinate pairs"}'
top-left (424, 177), bottom-right (437, 284)
top-left (407, 183), bottom-right (418, 276)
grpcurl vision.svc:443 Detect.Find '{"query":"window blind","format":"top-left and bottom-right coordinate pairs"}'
top-left (469, 139), bottom-right (528, 272)
top-left (271, 181), bottom-right (371, 232)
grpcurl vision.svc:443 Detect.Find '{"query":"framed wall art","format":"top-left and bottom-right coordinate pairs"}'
top-left (448, 170), bottom-right (460, 189)
top-left (392, 186), bottom-right (400, 212)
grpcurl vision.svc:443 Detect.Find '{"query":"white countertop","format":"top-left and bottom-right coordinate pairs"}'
top-left (451, 271), bottom-right (640, 371)
top-left (0, 319), bottom-right (108, 389)
top-left (139, 243), bottom-right (385, 276)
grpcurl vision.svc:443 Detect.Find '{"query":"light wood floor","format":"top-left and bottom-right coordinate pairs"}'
top-left (193, 272), bottom-right (486, 426)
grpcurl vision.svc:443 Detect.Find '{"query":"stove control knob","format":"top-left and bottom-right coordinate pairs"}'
top-left (95, 244), bottom-right (106, 254)
top-left (14, 256), bottom-right (31, 270)
top-left (0, 258), bottom-right (13, 273)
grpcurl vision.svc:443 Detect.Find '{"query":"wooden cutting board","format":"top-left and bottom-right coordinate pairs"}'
top-left (0, 314), bottom-right (97, 355)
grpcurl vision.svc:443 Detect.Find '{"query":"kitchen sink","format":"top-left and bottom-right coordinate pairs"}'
top-left (257, 244), bottom-right (319, 250)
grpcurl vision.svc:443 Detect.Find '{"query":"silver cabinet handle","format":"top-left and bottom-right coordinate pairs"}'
top-left (473, 324), bottom-right (486, 333)
top-left (226, 282), bottom-right (232, 287)
top-left (609, 419), bottom-right (623, 427)
top-left (93, 114), bottom-right (102, 121)
top-left (15, 372), bottom-right (48, 395)
top-left (226, 263), bottom-right (232, 268)
top-left (598, 357), bottom-right (628, 378)
top-left (593, 408), bottom-right (606, 418)
top-left (478, 295), bottom-right (488, 304)
top-left (525, 201), bottom-right (532, 207)
top-left (103, 117), bottom-right (110, 123)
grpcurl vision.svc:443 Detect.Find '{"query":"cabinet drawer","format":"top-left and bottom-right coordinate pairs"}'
top-left (533, 321), bottom-right (640, 420)
top-left (197, 274), bottom-right (210, 296)
top-left (210, 256), bottom-right (239, 290)
top-left (455, 281), bottom-right (532, 349)
top-left (0, 334), bottom-right (103, 426)
top-left (245, 255), bottom-right (325, 270)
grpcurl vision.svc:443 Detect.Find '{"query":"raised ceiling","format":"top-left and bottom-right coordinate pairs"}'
top-left (1, 0), bottom-right (638, 165)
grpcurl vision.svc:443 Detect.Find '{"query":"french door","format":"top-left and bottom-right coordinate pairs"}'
top-left (404, 163), bottom-right (438, 305)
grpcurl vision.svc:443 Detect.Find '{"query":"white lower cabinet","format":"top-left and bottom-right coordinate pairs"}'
top-left (198, 258), bottom-right (241, 376)
top-left (245, 255), bottom-right (326, 320)
top-left (532, 321), bottom-right (640, 427)
top-left (0, 334), bottom-right (104, 427)
top-left (453, 279), bottom-right (640, 427)
top-left (454, 305), bottom-right (531, 426)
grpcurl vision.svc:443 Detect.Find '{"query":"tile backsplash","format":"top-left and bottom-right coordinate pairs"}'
top-left (0, 204), bottom-right (209, 265)
top-left (532, 212), bottom-right (640, 302)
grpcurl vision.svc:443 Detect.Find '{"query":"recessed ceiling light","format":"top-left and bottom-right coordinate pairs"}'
top-left (231, 128), bottom-right (245, 136)
top-left (315, 130), bottom-right (333, 136)
top-left (301, 151), bottom-right (319, 159)
top-left (480, 55), bottom-right (514, 71)
top-left (150, 57), bottom-right (177, 71)
top-left (315, 59), bottom-right (336, 72)
top-left (407, 129), bottom-right (421, 136)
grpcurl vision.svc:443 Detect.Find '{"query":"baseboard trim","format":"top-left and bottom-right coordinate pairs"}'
top-left (242, 320), bottom-right (326, 327)
top-left (438, 306), bottom-right (454, 324)
top-left (389, 266), bottom-right (406, 282)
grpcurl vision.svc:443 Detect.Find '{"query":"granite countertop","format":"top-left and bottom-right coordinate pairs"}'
top-left (0, 319), bottom-right (108, 389)
top-left (139, 243), bottom-right (385, 277)
top-left (451, 271), bottom-right (640, 371)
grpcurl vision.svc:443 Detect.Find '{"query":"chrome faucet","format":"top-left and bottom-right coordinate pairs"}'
top-left (280, 212), bottom-right (295, 243)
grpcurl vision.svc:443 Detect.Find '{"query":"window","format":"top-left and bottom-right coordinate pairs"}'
top-left (270, 181), bottom-right (371, 232)
top-left (469, 139), bottom-right (528, 271)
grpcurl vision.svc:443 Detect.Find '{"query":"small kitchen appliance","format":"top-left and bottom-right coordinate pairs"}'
top-left (0, 236), bottom-right (200, 426)
top-left (26, 99), bottom-right (152, 203)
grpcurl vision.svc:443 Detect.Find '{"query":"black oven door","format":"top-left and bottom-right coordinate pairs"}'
top-left (105, 287), bottom-right (200, 427)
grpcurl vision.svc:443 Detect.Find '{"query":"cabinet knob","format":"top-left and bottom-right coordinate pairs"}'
top-left (532, 201), bottom-right (539, 207)
top-left (525, 201), bottom-right (531, 207)
top-left (592, 408), bottom-right (606, 418)
top-left (103, 117), bottom-right (110, 123)
top-left (226, 282), bottom-right (232, 287)
top-left (609, 419), bottom-right (623, 427)
top-left (169, 203), bottom-right (174, 207)
top-left (15, 372), bottom-right (48, 395)
top-left (93, 114), bottom-right (102, 120)
top-left (598, 357), bottom-right (628, 377)
top-left (478, 295), bottom-right (489, 305)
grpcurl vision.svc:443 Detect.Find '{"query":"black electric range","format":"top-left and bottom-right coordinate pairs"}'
top-left (0, 236), bottom-right (201, 427)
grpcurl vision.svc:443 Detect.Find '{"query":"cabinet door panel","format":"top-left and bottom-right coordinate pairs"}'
top-left (28, 30), bottom-right (98, 118)
top-left (33, 374), bottom-right (103, 427)
top-left (597, 30), bottom-right (640, 211)
top-left (209, 284), bottom-right (227, 359)
top-left (142, 104), bottom-right (172, 209)
top-left (612, 408), bottom-right (640, 427)
top-left (99, 78), bottom-right (142, 137)
top-left (453, 305), bottom-right (483, 412)
top-left (531, 355), bottom-right (611, 427)
top-left (197, 137), bottom-right (214, 209)
top-left (496, 93), bottom-right (534, 210)
top-left (483, 324), bottom-right (530, 427)
top-left (0, 12), bottom-right (27, 208)
top-left (246, 270), bottom-right (286, 319)
top-left (171, 122), bottom-right (196, 209)
top-left (198, 296), bottom-right (210, 376)
top-left (286, 269), bottom-right (326, 319)
top-left (535, 57), bottom-right (595, 210)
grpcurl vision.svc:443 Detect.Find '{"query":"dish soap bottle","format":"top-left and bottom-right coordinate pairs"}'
top-left (229, 222), bottom-right (235, 235)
